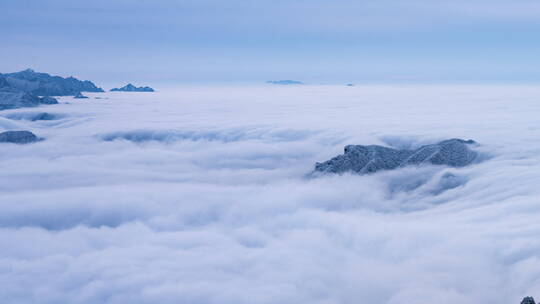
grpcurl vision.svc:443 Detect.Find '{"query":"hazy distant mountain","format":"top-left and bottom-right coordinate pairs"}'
top-left (110, 84), bottom-right (154, 92)
top-left (3, 69), bottom-right (104, 96)
top-left (266, 80), bottom-right (304, 85)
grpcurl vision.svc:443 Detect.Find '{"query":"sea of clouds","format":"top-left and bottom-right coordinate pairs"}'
top-left (1, 85), bottom-right (539, 304)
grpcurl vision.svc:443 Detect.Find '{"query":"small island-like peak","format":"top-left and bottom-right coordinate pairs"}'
top-left (266, 80), bottom-right (304, 85)
top-left (110, 83), bottom-right (154, 92)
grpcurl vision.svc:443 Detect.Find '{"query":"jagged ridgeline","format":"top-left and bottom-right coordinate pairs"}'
top-left (0, 69), bottom-right (103, 96)
top-left (0, 69), bottom-right (104, 110)
top-left (314, 139), bottom-right (478, 175)
top-left (110, 83), bottom-right (154, 92)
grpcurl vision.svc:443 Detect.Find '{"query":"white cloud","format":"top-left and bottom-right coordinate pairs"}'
top-left (0, 85), bottom-right (539, 303)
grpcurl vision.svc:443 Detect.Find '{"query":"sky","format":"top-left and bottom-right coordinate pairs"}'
top-left (2, 0), bottom-right (540, 84)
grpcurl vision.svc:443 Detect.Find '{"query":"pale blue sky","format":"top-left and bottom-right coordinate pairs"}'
top-left (2, 0), bottom-right (540, 85)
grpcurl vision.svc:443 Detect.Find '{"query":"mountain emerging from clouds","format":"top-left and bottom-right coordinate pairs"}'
top-left (110, 84), bottom-right (154, 92)
top-left (0, 69), bottom-right (107, 110)
top-left (314, 139), bottom-right (478, 175)
top-left (0, 72), bottom-right (59, 110)
top-left (2, 69), bottom-right (104, 96)
top-left (0, 91), bottom-right (58, 111)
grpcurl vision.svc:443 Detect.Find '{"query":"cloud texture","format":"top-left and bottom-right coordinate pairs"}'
top-left (0, 85), bottom-right (540, 303)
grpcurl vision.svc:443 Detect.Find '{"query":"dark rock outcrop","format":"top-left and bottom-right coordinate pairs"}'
top-left (314, 139), bottom-right (478, 175)
top-left (0, 131), bottom-right (40, 144)
top-left (110, 83), bottom-right (154, 92)
top-left (74, 92), bottom-right (89, 99)
top-left (7, 69), bottom-right (103, 94)
top-left (40, 96), bottom-right (59, 104)
top-left (0, 74), bottom-right (10, 88)
top-left (29, 112), bottom-right (57, 121)
top-left (266, 80), bottom-right (303, 85)
top-left (522, 297), bottom-right (536, 304)
top-left (0, 68), bottom-right (101, 110)
top-left (0, 91), bottom-right (58, 111)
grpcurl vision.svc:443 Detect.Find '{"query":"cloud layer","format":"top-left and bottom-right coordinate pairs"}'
top-left (1, 85), bottom-right (540, 303)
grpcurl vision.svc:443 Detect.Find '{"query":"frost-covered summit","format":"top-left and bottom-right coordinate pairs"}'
top-left (315, 138), bottom-right (478, 174)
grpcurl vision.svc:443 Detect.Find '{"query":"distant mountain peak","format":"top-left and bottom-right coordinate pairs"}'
top-left (110, 84), bottom-right (154, 92)
top-left (266, 80), bottom-right (304, 85)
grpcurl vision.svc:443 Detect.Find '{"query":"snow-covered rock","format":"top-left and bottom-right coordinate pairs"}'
top-left (314, 138), bottom-right (478, 174)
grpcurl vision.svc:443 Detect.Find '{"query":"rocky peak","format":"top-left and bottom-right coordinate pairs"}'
top-left (314, 138), bottom-right (478, 175)
top-left (522, 297), bottom-right (536, 304)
